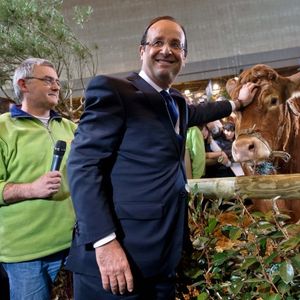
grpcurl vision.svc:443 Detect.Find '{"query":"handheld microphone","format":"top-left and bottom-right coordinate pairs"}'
top-left (50, 140), bottom-right (66, 171)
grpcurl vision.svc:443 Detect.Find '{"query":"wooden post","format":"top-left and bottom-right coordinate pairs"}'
top-left (188, 173), bottom-right (300, 200)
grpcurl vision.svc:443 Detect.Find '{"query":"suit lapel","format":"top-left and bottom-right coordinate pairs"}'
top-left (127, 73), bottom-right (181, 154)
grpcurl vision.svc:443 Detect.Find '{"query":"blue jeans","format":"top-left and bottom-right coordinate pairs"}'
top-left (2, 249), bottom-right (68, 300)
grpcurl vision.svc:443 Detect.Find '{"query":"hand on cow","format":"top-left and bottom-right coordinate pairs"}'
top-left (237, 82), bottom-right (259, 107)
top-left (95, 239), bottom-right (134, 295)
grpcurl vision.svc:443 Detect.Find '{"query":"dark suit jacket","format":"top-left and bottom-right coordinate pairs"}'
top-left (66, 73), bottom-right (232, 278)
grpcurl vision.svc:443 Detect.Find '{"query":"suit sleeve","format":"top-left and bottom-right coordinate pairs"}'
top-left (187, 100), bottom-right (232, 127)
top-left (67, 76), bottom-right (125, 246)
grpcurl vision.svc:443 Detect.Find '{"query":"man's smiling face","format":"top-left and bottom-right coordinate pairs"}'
top-left (139, 19), bottom-right (186, 89)
top-left (22, 65), bottom-right (60, 111)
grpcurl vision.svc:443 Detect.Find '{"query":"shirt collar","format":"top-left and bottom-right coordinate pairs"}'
top-left (139, 70), bottom-right (170, 93)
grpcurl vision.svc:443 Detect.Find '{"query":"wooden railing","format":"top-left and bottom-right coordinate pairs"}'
top-left (188, 173), bottom-right (300, 200)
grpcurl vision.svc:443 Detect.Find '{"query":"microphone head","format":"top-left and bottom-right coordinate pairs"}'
top-left (53, 140), bottom-right (66, 156)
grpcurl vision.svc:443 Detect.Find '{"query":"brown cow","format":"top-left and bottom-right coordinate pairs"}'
top-left (226, 64), bottom-right (300, 222)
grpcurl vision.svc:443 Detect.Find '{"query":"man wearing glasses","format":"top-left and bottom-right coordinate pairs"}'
top-left (0, 58), bottom-right (76, 299)
top-left (67, 16), bottom-right (257, 299)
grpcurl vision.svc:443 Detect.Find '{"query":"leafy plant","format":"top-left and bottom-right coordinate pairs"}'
top-left (0, 0), bottom-right (96, 121)
top-left (176, 186), bottom-right (300, 300)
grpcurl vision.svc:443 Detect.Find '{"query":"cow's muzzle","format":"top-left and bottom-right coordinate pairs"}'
top-left (233, 125), bottom-right (291, 163)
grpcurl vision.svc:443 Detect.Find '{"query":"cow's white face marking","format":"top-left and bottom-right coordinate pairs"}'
top-left (232, 136), bottom-right (272, 163)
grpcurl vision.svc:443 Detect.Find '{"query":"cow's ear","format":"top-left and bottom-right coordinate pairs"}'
top-left (286, 72), bottom-right (300, 98)
top-left (226, 78), bottom-right (238, 97)
top-left (288, 72), bottom-right (300, 83)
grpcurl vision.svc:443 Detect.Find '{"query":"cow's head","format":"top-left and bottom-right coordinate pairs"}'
top-left (226, 64), bottom-right (300, 175)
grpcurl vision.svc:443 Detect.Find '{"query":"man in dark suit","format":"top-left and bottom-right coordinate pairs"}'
top-left (67, 16), bottom-right (257, 299)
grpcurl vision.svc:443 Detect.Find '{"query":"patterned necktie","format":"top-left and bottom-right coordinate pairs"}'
top-left (160, 90), bottom-right (179, 127)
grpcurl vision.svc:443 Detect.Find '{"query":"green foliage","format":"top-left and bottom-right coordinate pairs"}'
top-left (176, 191), bottom-right (300, 299)
top-left (0, 0), bottom-right (95, 119)
top-left (73, 5), bottom-right (93, 28)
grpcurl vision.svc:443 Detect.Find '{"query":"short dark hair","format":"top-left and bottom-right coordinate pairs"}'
top-left (140, 16), bottom-right (188, 57)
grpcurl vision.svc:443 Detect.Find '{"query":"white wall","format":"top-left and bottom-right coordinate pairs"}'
top-left (62, 0), bottom-right (300, 82)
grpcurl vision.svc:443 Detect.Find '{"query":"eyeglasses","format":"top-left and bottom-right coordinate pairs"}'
top-left (25, 76), bottom-right (61, 88)
top-left (143, 40), bottom-right (185, 52)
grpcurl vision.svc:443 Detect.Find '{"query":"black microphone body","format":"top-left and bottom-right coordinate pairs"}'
top-left (50, 140), bottom-right (66, 171)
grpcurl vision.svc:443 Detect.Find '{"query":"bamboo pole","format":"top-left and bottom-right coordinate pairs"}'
top-left (187, 173), bottom-right (300, 200)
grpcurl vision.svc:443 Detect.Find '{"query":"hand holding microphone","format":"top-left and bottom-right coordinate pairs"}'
top-left (45, 140), bottom-right (66, 196)
top-left (29, 140), bottom-right (66, 198)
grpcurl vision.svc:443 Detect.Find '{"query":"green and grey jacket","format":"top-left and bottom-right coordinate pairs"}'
top-left (0, 105), bottom-right (76, 262)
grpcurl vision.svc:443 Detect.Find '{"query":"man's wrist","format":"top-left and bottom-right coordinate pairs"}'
top-left (233, 99), bottom-right (243, 111)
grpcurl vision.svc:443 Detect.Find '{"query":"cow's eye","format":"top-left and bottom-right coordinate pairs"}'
top-left (270, 97), bottom-right (278, 106)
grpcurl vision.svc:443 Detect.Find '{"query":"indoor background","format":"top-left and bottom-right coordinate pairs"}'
top-left (61, 0), bottom-right (300, 98)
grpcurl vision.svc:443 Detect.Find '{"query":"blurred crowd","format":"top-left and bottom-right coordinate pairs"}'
top-left (185, 95), bottom-right (243, 180)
